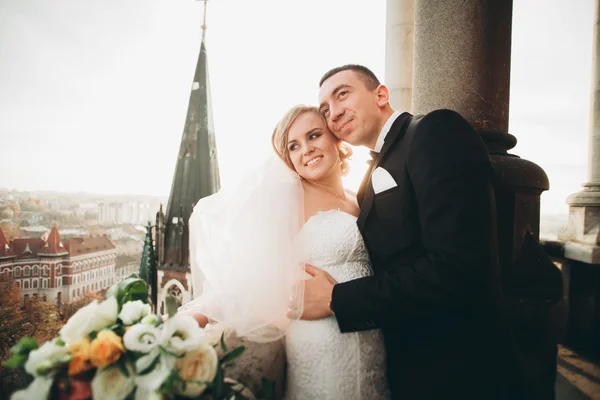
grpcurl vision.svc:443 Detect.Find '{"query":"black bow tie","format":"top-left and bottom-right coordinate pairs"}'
top-left (367, 150), bottom-right (379, 166)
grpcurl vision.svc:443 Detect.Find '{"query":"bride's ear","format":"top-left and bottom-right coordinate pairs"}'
top-left (338, 142), bottom-right (353, 176)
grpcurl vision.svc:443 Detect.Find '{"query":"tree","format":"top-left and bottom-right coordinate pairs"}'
top-left (0, 282), bottom-right (28, 362)
top-left (58, 289), bottom-right (104, 322)
top-left (0, 284), bottom-right (63, 398)
top-left (139, 222), bottom-right (158, 309)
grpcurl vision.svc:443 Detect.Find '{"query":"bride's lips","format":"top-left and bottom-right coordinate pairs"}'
top-left (304, 155), bottom-right (323, 167)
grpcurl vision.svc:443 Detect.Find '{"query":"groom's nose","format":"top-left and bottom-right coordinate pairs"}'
top-left (329, 103), bottom-right (344, 122)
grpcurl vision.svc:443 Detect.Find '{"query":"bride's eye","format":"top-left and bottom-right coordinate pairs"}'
top-left (288, 143), bottom-right (299, 151)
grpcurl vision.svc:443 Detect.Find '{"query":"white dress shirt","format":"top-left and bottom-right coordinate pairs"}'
top-left (373, 111), bottom-right (403, 153)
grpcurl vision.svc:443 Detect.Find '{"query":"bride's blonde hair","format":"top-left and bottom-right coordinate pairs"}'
top-left (271, 105), bottom-right (352, 176)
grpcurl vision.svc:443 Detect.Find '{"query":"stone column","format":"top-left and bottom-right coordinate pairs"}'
top-left (563, 0), bottom-right (600, 263)
top-left (413, 0), bottom-right (511, 132)
top-left (385, 0), bottom-right (414, 113)
top-left (412, 1), bottom-right (557, 398)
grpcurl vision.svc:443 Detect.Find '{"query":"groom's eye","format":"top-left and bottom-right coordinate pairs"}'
top-left (309, 133), bottom-right (321, 140)
top-left (322, 109), bottom-right (329, 118)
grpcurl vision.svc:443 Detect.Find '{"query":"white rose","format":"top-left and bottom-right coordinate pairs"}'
top-left (24, 340), bottom-right (70, 377)
top-left (87, 296), bottom-right (119, 333)
top-left (59, 300), bottom-right (97, 345)
top-left (175, 343), bottom-right (219, 398)
top-left (159, 315), bottom-right (205, 355)
top-left (118, 300), bottom-right (152, 325)
top-left (59, 297), bottom-right (118, 345)
top-left (91, 363), bottom-right (135, 400)
top-left (141, 314), bottom-right (161, 326)
top-left (134, 388), bottom-right (163, 400)
top-left (10, 376), bottom-right (54, 400)
top-left (135, 353), bottom-right (176, 392)
top-left (123, 324), bottom-right (160, 353)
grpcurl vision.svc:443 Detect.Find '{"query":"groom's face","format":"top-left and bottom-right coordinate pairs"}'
top-left (318, 70), bottom-right (380, 147)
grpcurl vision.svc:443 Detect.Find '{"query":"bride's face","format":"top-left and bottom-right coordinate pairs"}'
top-left (287, 112), bottom-right (341, 182)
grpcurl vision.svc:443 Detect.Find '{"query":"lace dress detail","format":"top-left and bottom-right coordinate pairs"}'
top-left (285, 210), bottom-right (390, 400)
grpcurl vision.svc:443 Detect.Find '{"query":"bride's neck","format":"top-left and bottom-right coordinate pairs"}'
top-left (304, 174), bottom-right (346, 199)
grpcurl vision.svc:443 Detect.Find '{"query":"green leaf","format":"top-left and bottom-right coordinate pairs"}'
top-left (117, 359), bottom-right (130, 378)
top-left (55, 338), bottom-right (66, 347)
top-left (220, 346), bottom-right (245, 364)
top-left (62, 376), bottom-right (72, 395)
top-left (2, 353), bottom-right (27, 369)
top-left (261, 377), bottom-right (274, 400)
top-left (165, 295), bottom-right (178, 319)
top-left (121, 279), bottom-right (150, 305)
top-left (10, 337), bottom-right (39, 355)
top-left (220, 332), bottom-right (228, 352)
top-left (106, 277), bottom-right (149, 309)
top-left (213, 367), bottom-right (224, 398)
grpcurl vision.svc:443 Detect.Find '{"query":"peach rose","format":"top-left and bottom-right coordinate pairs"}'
top-left (90, 330), bottom-right (125, 368)
top-left (68, 338), bottom-right (93, 376)
top-left (175, 343), bottom-right (218, 397)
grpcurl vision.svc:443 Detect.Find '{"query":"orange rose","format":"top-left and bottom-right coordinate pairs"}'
top-left (90, 330), bottom-right (125, 368)
top-left (68, 338), bottom-right (93, 376)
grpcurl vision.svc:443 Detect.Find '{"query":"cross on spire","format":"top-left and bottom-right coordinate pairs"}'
top-left (200, 0), bottom-right (208, 32)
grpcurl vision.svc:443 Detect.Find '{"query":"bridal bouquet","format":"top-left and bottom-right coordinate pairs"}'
top-left (4, 277), bottom-right (262, 400)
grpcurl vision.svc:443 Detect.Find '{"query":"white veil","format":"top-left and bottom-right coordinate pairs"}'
top-left (180, 156), bottom-right (306, 342)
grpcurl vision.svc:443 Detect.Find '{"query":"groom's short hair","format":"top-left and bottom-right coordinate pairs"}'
top-left (319, 64), bottom-right (380, 90)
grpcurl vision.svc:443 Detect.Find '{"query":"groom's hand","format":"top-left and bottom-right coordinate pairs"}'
top-left (299, 264), bottom-right (337, 320)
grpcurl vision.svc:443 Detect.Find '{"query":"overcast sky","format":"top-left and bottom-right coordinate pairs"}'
top-left (0, 0), bottom-right (594, 215)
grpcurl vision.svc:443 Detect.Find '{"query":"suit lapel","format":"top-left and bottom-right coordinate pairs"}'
top-left (357, 159), bottom-right (376, 206)
top-left (357, 113), bottom-right (412, 231)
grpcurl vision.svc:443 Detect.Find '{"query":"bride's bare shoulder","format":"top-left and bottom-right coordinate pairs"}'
top-left (344, 188), bottom-right (357, 199)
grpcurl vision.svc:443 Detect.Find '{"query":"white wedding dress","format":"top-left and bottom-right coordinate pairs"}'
top-left (284, 209), bottom-right (390, 400)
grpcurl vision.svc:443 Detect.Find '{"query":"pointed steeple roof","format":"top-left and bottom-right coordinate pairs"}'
top-left (162, 27), bottom-right (220, 268)
top-left (0, 225), bottom-right (15, 259)
top-left (39, 225), bottom-right (68, 256)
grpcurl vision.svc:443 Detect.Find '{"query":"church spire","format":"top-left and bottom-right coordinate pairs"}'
top-left (161, 0), bottom-right (220, 269)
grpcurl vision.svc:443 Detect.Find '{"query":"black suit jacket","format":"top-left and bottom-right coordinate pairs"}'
top-left (331, 110), bottom-right (524, 399)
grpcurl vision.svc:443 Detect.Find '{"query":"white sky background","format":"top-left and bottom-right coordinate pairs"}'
top-left (0, 0), bottom-right (594, 216)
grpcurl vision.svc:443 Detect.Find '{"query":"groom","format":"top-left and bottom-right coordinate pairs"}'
top-left (301, 65), bottom-right (524, 399)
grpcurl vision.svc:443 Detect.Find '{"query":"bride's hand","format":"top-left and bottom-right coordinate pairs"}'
top-left (161, 313), bottom-right (209, 328)
top-left (191, 313), bottom-right (209, 328)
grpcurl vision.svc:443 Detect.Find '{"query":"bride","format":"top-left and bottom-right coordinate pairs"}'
top-left (180, 105), bottom-right (390, 400)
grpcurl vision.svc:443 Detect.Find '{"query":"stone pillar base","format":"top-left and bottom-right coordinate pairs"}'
top-left (559, 186), bottom-right (600, 264)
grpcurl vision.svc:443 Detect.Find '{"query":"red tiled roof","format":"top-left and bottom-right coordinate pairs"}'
top-left (0, 225), bottom-right (15, 259)
top-left (12, 238), bottom-right (45, 259)
top-left (65, 235), bottom-right (116, 256)
top-left (38, 226), bottom-right (68, 256)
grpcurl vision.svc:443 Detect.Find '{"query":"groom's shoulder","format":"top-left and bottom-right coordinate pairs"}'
top-left (416, 108), bottom-right (469, 127)
top-left (409, 109), bottom-right (473, 140)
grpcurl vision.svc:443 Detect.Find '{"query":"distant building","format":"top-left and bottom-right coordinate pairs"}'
top-left (115, 254), bottom-right (140, 282)
top-left (0, 225), bottom-right (117, 305)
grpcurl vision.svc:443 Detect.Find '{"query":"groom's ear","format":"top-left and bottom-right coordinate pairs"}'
top-left (375, 84), bottom-right (390, 107)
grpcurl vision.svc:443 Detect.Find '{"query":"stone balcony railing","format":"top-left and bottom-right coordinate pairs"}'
top-left (540, 239), bottom-right (600, 398)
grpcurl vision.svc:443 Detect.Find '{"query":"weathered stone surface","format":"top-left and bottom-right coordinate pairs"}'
top-left (413, 0), bottom-right (512, 132)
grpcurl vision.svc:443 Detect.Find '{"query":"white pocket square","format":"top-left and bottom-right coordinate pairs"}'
top-left (371, 167), bottom-right (397, 194)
